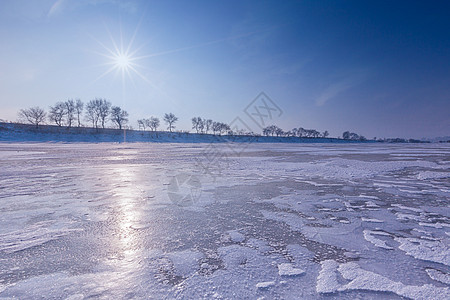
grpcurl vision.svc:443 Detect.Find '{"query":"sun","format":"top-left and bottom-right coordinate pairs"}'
top-left (114, 53), bottom-right (131, 70)
top-left (91, 25), bottom-right (151, 88)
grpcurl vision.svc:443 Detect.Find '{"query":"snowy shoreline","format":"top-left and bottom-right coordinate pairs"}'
top-left (0, 122), bottom-right (371, 143)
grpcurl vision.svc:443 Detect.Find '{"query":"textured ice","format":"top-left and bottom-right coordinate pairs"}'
top-left (0, 220), bottom-right (82, 253)
top-left (167, 250), bottom-right (204, 277)
top-left (1, 142), bottom-right (449, 299)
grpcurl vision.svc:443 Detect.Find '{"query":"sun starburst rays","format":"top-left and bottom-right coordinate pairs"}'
top-left (88, 21), bottom-right (154, 93)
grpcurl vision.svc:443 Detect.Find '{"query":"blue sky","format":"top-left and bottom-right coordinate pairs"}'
top-left (0, 0), bottom-right (449, 138)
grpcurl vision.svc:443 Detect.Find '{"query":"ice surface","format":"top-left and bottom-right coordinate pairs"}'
top-left (0, 142), bottom-right (449, 299)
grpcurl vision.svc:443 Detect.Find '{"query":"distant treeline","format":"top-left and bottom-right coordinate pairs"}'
top-left (10, 99), bottom-right (430, 142)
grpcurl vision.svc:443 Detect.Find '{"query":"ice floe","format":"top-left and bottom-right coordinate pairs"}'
top-left (278, 263), bottom-right (305, 277)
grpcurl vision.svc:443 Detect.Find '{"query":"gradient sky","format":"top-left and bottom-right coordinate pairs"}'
top-left (0, 0), bottom-right (449, 138)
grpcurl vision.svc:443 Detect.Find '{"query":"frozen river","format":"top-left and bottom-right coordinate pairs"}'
top-left (0, 142), bottom-right (449, 299)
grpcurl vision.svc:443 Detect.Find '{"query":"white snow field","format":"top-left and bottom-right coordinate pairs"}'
top-left (0, 142), bottom-right (449, 299)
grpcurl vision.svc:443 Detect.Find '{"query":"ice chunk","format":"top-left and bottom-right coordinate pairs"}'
top-left (426, 269), bottom-right (450, 285)
top-left (65, 294), bottom-right (85, 300)
top-left (278, 263), bottom-right (305, 276)
top-left (316, 260), bottom-right (340, 294)
top-left (391, 204), bottom-right (423, 213)
top-left (226, 230), bottom-right (245, 243)
top-left (167, 250), bottom-right (203, 277)
top-left (394, 237), bottom-right (450, 266)
top-left (361, 217), bottom-right (384, 223)
top-left (338, 262), bottom-right (450, 300)
top-left (256, 281), bottom-right (276, 289)
top-left (417, 171), bottom-right (449, 180)
top-left (363, 230), bottom-right (393, 250)
top-left (419, 222), bottom-right (450, 229)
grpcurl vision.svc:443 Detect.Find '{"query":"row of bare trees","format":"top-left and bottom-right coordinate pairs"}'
top-left (262, 125), bottom-right (329, 138)
top-left (191, 117), bottom-right (232, 135)
top-left (20, 105), bottom-right (363, 140)
top-left (48, 99), bottom-right (84, 127)
top-left (342, 131), bottom-right (366, 141)
top-left (18, 98), bottom-right (129, 129)
top-left (137, 113), bottom-right (179, 132)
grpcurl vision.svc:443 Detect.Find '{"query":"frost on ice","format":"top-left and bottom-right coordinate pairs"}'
top-left (0, 143), bottom-right (449, 299)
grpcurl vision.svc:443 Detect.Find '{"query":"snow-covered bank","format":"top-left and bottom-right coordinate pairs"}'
top-left (0, 122), bottom-right (361, 143)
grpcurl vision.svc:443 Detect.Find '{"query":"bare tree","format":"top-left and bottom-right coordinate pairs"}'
top-left (191, 117), bottom-right (203, 133)
top-left (198, 118), bottom-right (205, 133)
top-left (98, 99), bottom-right (111, 129)
top-left (212, 122), bottom-right (220, 135)
top-left (205, 119), bottom-right (213, 134)
top-left (65, 99), bottom-right (76, 128)
top-left (18, 107), bottom-right (47, 128)
top-left (322, 130), bottom-right (329, 138)
top-left (342, 131), bottom-right (350, 139)
top-left (211, 122), bottom-right (230, 135)
top-left (297, 127), bottom-right (305, 137)
top-left (137, 119), bottom-right (146, 131)
top-left (85, 98), bottom-right (111, 129)
top-left (163, 113), bottom-right (178, 132)
top-left (220, 123), bottom-right (231, 135)
top-left (75, 99), bottom-right (83, 127)
top-left (349, 132), bottom-right (360, 140)
top-left (85, 100), bottom-right (99, 128)
top-left (273, 127), bottom-right (283, 137)
top-left (147, 117), bottom-right (160, 131)
top-left (110, 106), bottom-right (129, 130)
top-left (48, 102), bottom-right (66, 126)
top-left (262, 125), bottom-right (279, 136)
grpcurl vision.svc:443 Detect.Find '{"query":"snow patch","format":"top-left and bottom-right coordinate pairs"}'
top-left (361, 217), bottom-right (384, 223)
top-left (394, 237), bottom-right (450, 266)
top-left (363, 230), bottom-right (394, 250)
top-left (316, 260), bottom-right (340, 293)
top-left (338, 262), bottom-right (450, 299)
top-left (417, 171), bottom-right (449, 180)
top-left (391, 204), bottom-right (423, 213)
top-left (256, 281), bottom-right (276, 289)
top-left (226, 230), bottom-right (245, 243)
top-left (426, 269), bottom-right (450, 285)
top-left (278, 263), bottom-right (305, 277)
top-left (167, 250), bottom-right (203, 277)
